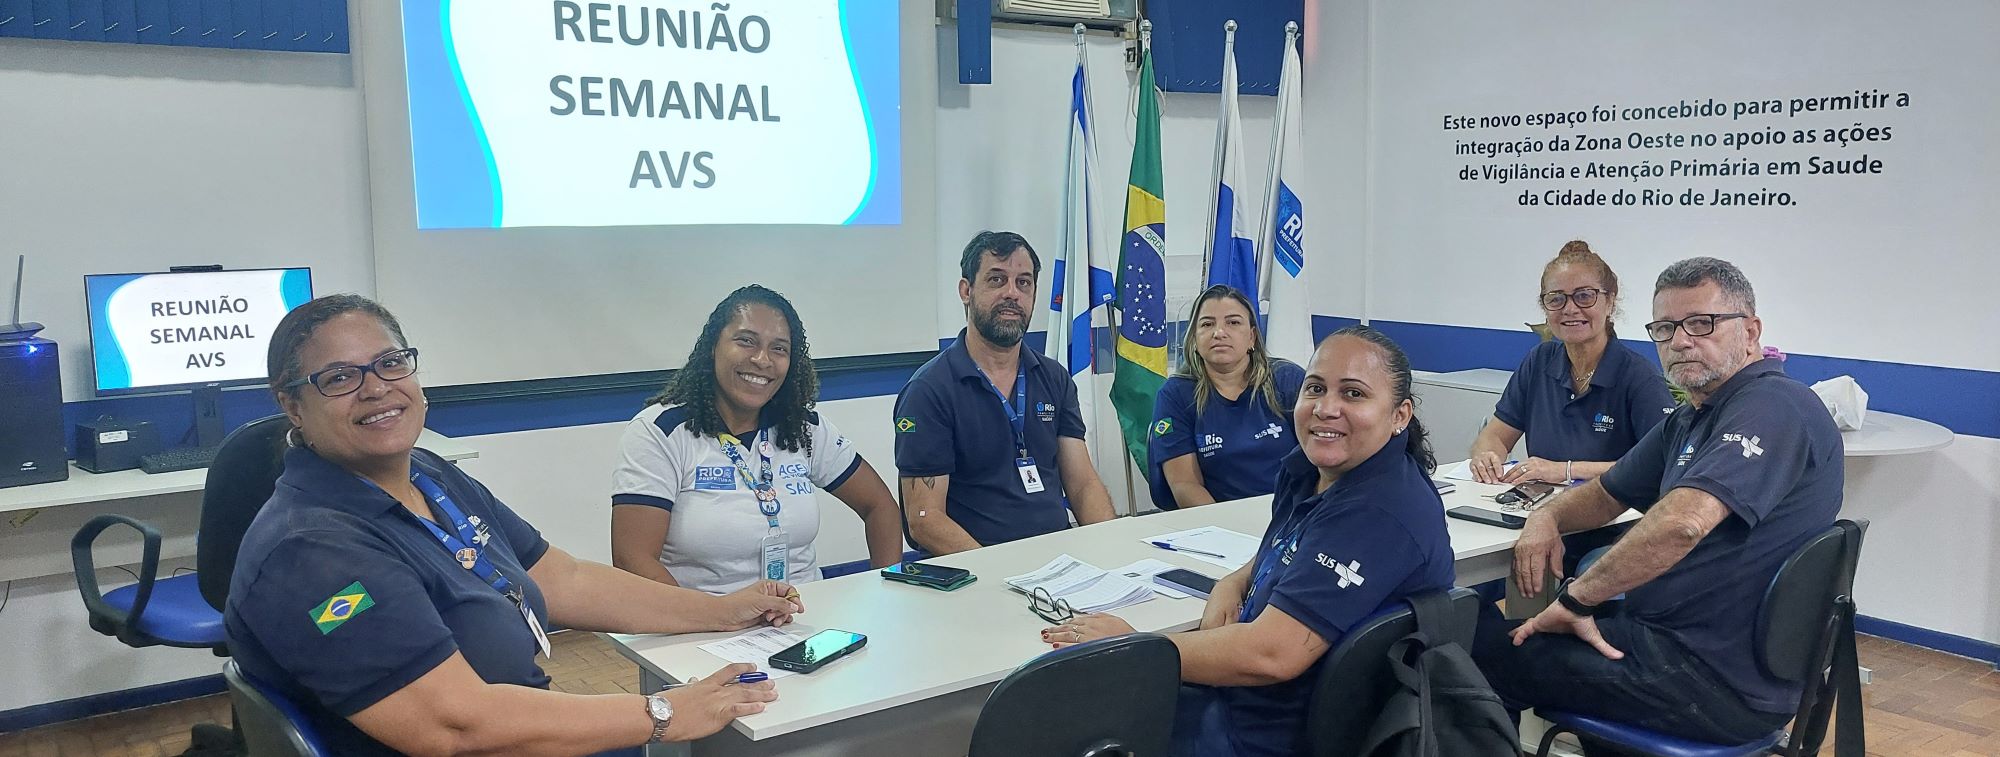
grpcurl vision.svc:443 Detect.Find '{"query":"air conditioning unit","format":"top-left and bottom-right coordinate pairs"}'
top-left (939, 0), bottom-right (1139, 31)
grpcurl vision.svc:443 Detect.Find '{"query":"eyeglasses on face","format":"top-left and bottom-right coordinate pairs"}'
top-left (1643, 314), bottom-right (1747, 343)
top-left (284, 347), bottom-right (420, 397)
top-left (1540, 287), bottom-right (1606, 312)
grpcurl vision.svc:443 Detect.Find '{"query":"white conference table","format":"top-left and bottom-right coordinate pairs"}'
top-left (609, 472), bottom-right (1578, 757)
top-left (1840, 410), bottom-right (1954, 457)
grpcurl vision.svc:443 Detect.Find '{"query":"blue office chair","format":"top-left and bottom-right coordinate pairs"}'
top-left (223, 660), bottom-right (329, 757)
top-left (969, 632), bottom-right (1181, 757)
top-left (1533, 519), bottom-right (1869, 757)
top-left (71, 416), bottom-right (291, 649)
top-left (72, 514), bottom-right (228, 651)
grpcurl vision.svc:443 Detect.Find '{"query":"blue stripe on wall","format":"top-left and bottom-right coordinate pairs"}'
top-left (424, 360), bottom-right (925, 438)
top-left (0, 674), bottom-right (223, 735)
top-left (1855, 614), bottom-right (2000, 668)
top-left (1310, 317), bottom-right (1999, 440)
top-left (58, 356), bottom-right (934, 450)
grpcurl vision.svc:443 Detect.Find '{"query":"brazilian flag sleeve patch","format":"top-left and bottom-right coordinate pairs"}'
top-left (309, 581), bottom-right (376, 635)
top-left (895, 416), bottom-right (918, 433)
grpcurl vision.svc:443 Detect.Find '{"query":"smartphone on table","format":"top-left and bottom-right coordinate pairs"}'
top-left (1153, 568), bottom-right (1218, 599)
top-left (1447, 506), bottom-right (1527, 530)
top-left (1494, 481), bottom-right (1556, 507)
top-left (768, 629), bottom-right (868, 673)
top-left (880, 561), bottom-right (977, 591)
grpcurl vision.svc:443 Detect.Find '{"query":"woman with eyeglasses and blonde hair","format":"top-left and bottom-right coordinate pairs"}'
top-left (1469, 241), bottom-right (1676, 487)
top-left (1147, 285), bottom-right (1305, 510)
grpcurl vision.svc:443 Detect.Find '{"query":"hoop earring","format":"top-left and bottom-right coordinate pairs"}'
top-left (286, 426), bottom-right (306, 448)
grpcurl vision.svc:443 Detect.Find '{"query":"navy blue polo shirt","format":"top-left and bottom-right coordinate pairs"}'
top-left (1146, 360), bottom-right (1305, 510)
top-left (1599, 358), bottom-right (1843, 713)
top-left (1494, 340), bottom-right (1677, 465)
top-left (1217, 434), bottom-right (1457, 756)
top-left (893, 330), bottom-right (1086, 546)
top-left (225, 446), bottom-right (553, 756)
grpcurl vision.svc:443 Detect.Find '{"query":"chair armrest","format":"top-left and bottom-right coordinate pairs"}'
top-left (71, 514), bottom-right (165, 631)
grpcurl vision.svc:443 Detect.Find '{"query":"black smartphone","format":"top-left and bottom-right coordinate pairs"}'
top-left (1153, 568), bottom-right (1218, 599)
top-left (880, 561), bottom-right (977, 591)
top-left (768, 629), bottom-right (868, 673)
top-left (1495, 481), bottom-right (1556, 506)
top-left (1447, 506), bottom-right (1527, 529)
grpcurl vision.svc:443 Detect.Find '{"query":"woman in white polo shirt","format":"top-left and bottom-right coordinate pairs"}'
top-left (610, 285), bottom-right (906, 593)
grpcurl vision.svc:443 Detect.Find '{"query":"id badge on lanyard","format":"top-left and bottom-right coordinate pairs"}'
top-left (721, 432), bottom-right (789, 581)
top-left (406, 472), bottom-right (551, 658)
top-left (988, 364), bottom-right (1043, 493)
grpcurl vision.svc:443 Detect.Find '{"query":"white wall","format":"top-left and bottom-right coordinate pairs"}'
top-left (0, 38), bottom-right (376, 402)
top-left (1304, 0), bottom-right (2000, 646)
top-left (932, 24), bottom-right (1280, 339)
top-left (0, 35), bottom-right (378, 713)
top-left (7, 0), bottom-right (1996, 721)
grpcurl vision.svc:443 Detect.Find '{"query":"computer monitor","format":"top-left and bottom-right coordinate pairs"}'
top-left (83, 267), bottom-right (313, 447)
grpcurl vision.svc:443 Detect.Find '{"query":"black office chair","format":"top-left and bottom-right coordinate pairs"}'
top-left (1534, 519), bottom-right (1869, 757)
top-left (968, 632), bottom-right (1180, 757)
top-left (195, 415), bottom-right (291, 611)
top-left (223, 660), bottom-right (330, 757)
top-left (1303, 587), bottom-right (1484, 757)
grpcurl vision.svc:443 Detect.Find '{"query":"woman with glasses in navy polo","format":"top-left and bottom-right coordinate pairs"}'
top-left (1469, 240), bottom-right (1676, 487)
top-left (1041, 327), bottom-right (1456, 757)
top-left (224, 295), bottom-right (803, 757)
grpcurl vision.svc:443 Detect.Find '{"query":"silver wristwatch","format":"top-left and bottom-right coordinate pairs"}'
top-left (645, 693), bottom-right (674, 744)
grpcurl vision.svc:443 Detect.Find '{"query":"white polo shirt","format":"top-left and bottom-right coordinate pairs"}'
top-left (611, 404), bottom-right (863, 594)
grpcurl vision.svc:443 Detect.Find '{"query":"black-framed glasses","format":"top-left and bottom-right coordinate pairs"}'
top-left (1028, 586), bottom-right (1075, 624)
top-left (1540, 287), bottom-right (1606, 312)
top-left (1643, 314), bottom-right (1747, 343)
top-left (284, 348), bottom-right (420, 397)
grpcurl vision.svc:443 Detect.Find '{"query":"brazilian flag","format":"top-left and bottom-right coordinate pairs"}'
top-left (1111, 45), bottom-right (1169, 470)
top-left (309, 581), bottom-right (376, 635)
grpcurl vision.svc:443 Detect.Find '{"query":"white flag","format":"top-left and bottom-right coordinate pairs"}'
top-left (1259, 24), bottom-right (1310, 363)
top-left (1203, 22), bottom-right (1259, 307)
top-left (1048, 41), bottom-right (1113, 439)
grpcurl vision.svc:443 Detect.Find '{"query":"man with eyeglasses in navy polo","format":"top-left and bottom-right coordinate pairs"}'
top-left (1471, 257), bottom-right (1843, 751)
top-left (893, 231), bottom-right (1117, 553)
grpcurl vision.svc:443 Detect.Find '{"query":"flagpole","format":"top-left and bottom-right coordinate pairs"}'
top-left (1072, 21), bottom-right (1107, 482)
top-left (1257, 22), bottom-right (1297, 309)
top-left (1200, 19), bottom-right (1237, 288)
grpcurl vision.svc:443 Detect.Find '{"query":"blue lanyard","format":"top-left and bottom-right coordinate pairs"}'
top-left (403, 471), bottom-right (516, 601)
top-left (718, 431), bottom-right (782, 528)
top-left (1239, 513), bottom-right (1311, 623)
top-left (983, 362), bottom-right (1030, 458)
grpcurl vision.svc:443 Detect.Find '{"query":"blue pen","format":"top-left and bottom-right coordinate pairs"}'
top-left (660, 671), bottom-right (769, 689)
top-left (1151, 541), bottom-right (1227, 559)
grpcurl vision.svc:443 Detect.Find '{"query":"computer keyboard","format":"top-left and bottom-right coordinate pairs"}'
top-left (138, 446), bottom-right (220, 474)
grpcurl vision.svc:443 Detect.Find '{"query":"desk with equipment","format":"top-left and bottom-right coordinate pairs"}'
top-left (609, 470), bottom-right (1593, 757)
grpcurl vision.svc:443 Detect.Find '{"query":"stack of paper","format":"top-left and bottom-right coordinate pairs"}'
top-left (1141, 526), bottom-right (1260, 570)
top-left (1004, 555), bottom-right (1156, 614)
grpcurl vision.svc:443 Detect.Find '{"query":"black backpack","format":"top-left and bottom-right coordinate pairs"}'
top-left (1358, 592), bottom-right (1520, 757)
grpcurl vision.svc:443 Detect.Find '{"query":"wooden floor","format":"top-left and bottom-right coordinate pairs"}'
top-left (2, 632), bottom-right (1995, 756)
